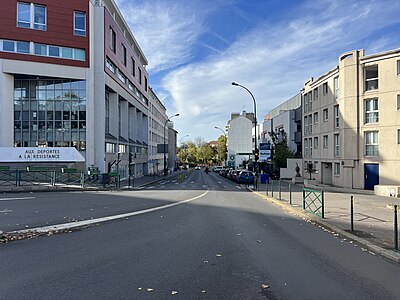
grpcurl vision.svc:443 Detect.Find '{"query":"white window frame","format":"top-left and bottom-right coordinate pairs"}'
top-left (364, 65), bottom-right (378, 91)
top-left (365, 98), bottom-right (379, 124)
top-left (334, 105), bottom-right (339, 128)
top-left (74, 11), bottom-right (86, 36)
top-left (323, 135), bottom-right (328, 148)
top-left (313, 88), bottom-right (318, 100)
top-left (365, 131), bottom-right (379, 156)
top-left (314, 137), bottom-right (318, 149)
top-left (17, 2), bottom-right (46, 31)
top-left (309, 138), bottom-right (313, 156)
top-left (334, 134), bottom-right (339, 156)
top-left (314, 112), bottom-right (318, 124)
top-left (106, 59), bottom-right (116, 73)
top-left (323, 108), bottom-right (328, 121)
top-left (334, 162), bottom-right (340, 175)
top-left (334, 76), bottom-right (339, 100)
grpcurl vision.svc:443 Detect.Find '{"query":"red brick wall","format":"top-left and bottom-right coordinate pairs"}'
top-left (0, 0), bottom-right (89, 67)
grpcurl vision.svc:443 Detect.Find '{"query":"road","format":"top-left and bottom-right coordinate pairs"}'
top-left (0, 170), bottom-right (399, 299)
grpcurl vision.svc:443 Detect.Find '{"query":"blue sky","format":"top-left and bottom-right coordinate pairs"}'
top-left (115, 0), bottom-right (400, 143)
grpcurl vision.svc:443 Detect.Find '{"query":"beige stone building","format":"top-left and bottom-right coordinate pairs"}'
top-left (302, 48), bottom-right (400, 191)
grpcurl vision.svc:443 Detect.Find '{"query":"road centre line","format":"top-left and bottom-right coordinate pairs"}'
top-left (0, 197), bottom-right (36, 201)
top-left (12, 190), bottom-right (209, 234)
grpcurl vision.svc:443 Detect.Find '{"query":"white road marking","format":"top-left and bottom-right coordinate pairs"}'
top-left (0, 209), bottom-right (13, 213)
top-left (12, 190), bottom-right (209, 234)
top-left (0, 197), bottom-right (36, 201)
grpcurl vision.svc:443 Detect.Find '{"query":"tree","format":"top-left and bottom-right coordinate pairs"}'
top-left (216, 135), bottom-right (227, 165)
top-left (305, 162), bottom-right (316, 180)
top-left (270, 130), bottom-right (294, 170)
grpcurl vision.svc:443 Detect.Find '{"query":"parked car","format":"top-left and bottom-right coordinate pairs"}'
top-left (237, 170), bottom-right (255, 184)
top-left (219, 168), bottom-right (229, 177)
top-left (227, 170), bottom-right (240, 182)
top-left (212, 166), bottom-right (223, 173)
top-left (195, 166), bottom-right (201, 170)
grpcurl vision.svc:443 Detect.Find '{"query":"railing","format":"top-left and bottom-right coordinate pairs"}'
top-left (302, 187), bottom-right (324, 218)
top-left (0, 168), bottom-right (120, 189)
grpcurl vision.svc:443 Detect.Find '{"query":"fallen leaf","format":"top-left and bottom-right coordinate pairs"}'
top-left (147, 288), bottom-right (153, 292)
top-left (171, 291), bottom-right (178, 295)
top-left (138, 287), bottom-right (142, 291)
top-left (261, 284), bottom-right (269, 289)
top-left (203, 260), bottom-right (208, 263)
top-left (216, 254), bottom-right (222, 257)
top-left (201, 290), bottom-right (206, 293)
top-left (257, 240), bottom-right (262, 243)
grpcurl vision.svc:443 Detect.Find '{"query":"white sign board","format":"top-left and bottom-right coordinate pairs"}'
top-left (0, 147), bottom-right (85, 162)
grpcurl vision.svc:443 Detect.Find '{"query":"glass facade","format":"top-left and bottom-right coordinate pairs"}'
top-left (14, 77), bottom-right (86, 150)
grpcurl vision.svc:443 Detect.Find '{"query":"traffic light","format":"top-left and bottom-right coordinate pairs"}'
top-left (255, 148), bottom-right (259, 161)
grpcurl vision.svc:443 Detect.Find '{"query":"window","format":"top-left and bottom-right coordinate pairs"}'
top-left (138, 67), bottom-right (142, 84)
top-left (308, 92), bottom-right (312, 111)
top-left (365, 98), bottom-right (378, 123)
top-left (323, 135), bottom-right (328, 148)
top-left (314, 112), bottom-right (318, 124)
top-left (49, 46), bottom-right (60, 57)
top-left (304, 139), bottom-right (308, 156)
top-left (35, 43), bottom-right (46, 55)
top-left (313, 88), bottom-right (318, 100)
top-left (105, 92), bottom-right (110, 133)
top-left (323, 82), bottom-right (328, 95)
top-left (334, 163), bottom-right (340, 175)
top-left (308, 114), bottom-right (312, 134)
top-left (3, 40), bottom-right (15, 52)
top-left (74, 49), bottom-right (85, 61)
top-left (314, 137), bottom-right (318, 149)
top-left (105, 142), bottom-right (116, 153)
top-left (145, 77), bottom-right (148, 92)
top-left (110, 28), bottom-right (116, 52)
top-left (323, 108), bottom-right (328, 121)
top-left (314, 162), bottom-right (318, 173)
top-left (118, 144), bottom-right (126, 153)
top-left (106, 59), bottom-right (116, 73)
top-left (398, 95), bottom-right (400, 110)
top-left (398, 129), bottom-right (400, 145)
top-left (334, 105), bottom-right (339, 128)
top-left (131, 58), bottom-right (135, 76)
top-left (304, 116), bottom-right (308, 135)
top-left (397, 60), bottom-right (400, 75)
top-left (74, 11), bottom-right (86, 36)
top-left (122, 44), bottom-right (126, 66)
top-left (334, 76), bottom-right (339, 99)
top-left (17, 3), bottom-right (46, 30)
top-left (365, 131), bottom-right (378, 156)
top-left (334, 134), bottom-right (339, 156)
top-left (117, 70), bottom-right (126, 84)
top-left (62, 48), bottom-right (73, 59)
top-left (309, 138), bottom-right (313, 156)
top-left (365, 65), bottom-right (378, 91)
top-left (304, 94), bottom-right (308, 113)
top-left (16, 41), bottom-right (29, 53)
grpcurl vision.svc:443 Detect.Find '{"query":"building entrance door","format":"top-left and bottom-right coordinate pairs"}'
top-left (364, 163), bottom-right (379, 190)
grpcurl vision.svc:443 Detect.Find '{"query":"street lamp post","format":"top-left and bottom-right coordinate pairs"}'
top-left (179, 134), bottom-right (189, 145)
top-left (164, 113), bottom-right (179, 176)
top-left (215, 126), bottom-right (227, 167)
top-left (231, 82), bottom-right (258, 186)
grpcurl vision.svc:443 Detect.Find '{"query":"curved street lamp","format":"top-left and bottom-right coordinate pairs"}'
top-left (231, 82), bottom-right (258, 180)
top-left (179, 134), bottom-right (189, 145)
top-left (164, 113), bottom-right (179, 176)
top-left (215, 126), bottom-right (227, 167)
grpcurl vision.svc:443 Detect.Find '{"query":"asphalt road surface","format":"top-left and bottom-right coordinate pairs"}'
top-left (0, 170), bottom-right (399, 299)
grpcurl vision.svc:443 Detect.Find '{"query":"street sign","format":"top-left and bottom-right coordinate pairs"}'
top-left (259, 143), bottom-right (271, 161)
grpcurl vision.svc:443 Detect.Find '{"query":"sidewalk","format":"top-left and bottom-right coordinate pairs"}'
top-left (250, 179), bottom-right (400, 263)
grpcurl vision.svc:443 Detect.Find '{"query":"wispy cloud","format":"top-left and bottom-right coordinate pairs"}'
top-left (160, 0), bottom-right (400, 139)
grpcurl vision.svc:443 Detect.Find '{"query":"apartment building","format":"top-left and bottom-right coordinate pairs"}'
top-left (0, 0), bottom-right (152, 177)
top-left (148, 87), bottom-right (168, 175)
top-left (302, 48), bottom-right (400, 190)
top-left (227, 111), bottom-right (254, 169)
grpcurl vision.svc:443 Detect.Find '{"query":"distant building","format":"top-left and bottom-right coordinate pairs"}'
top-left (302, 48), bottom-right (400, 190)
top-left (167, 124), bottom-right (178, 171)
top-left (227, 111), bottom-right (253, 168)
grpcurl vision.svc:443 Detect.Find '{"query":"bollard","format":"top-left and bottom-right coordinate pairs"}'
top-left (279, 180), bottom-right (282, 200)
top-left (321, 191), bottom-right (325, 219)
top-left (394, 205), bottom-right (398, 251)
top-left (271, 180), bottom-right (274, 198)
top-left (302, 189), bottom-right (305, 209)
top-left (350, 196), bottom-right (354, 232)
top-left (289, 183), bottom-right (292, 205)
top-left (266, 180), bottom-right (268, 195)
